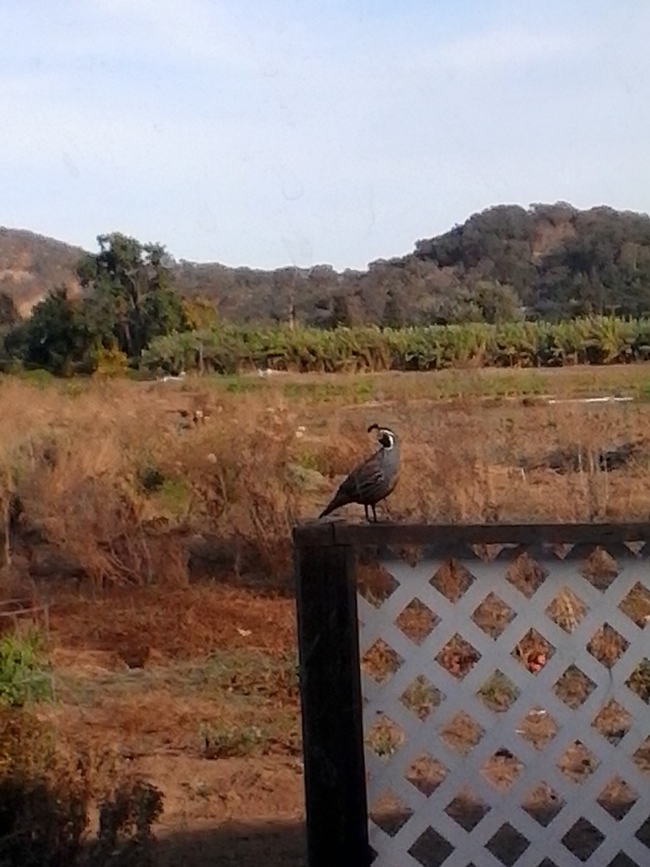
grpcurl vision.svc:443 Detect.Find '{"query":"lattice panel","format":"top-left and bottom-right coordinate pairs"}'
top-left (357, 542), bottom-right (650, 867)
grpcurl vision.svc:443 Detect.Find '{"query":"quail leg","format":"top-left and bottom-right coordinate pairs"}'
top-left (371, 504), bottom-right (378, 523)
top-left (364, 504), bottom-right (370, 522)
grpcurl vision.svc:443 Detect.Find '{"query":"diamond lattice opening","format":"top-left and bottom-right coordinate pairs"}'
top-left (592, 700), bottom-right (632, 744)
top-left (557, 740), bottom-right (599, 784)
top-left (597, 777), bottom-right (638, 821)
top-left (554, 664), bottom-right (597, 709)
top-left (395, 598), bottom-right (439, 644)
top-left (513, 628), bottom-right (554, 674)
top-left (366, 714), bottom-right (405, 762)
top-left (636, 816), bottom-right (650, 850)
top-left (517, 707), bottom-right (558, 749)
top-left (480, 748), bottom-right (523, 791)
top-left (588, 623), bottom-right (630, 669)
top-left (486, 823), bottom-right (530, 867)
top-left (408, 827), bottom-right (454, 867)
top-left (505, 551), bottom-right (547, 598)
top-left (444, 786), bottom-right (490, 831)
top-left (607, 854), bottom-right (640, 867)
top-left (546, 587), bottom-right (588, 633)
top-left (522, 782), bottom-right (565, 827)
top-left (435, 633), bottom-right (481, 679)
top-left (430, 559), bottom-right (474, 603)
top-left (580, 546), bottom-right (620, 591)
top-left (477, 670), bottom-right (520, 713)
top-left (619, 582), bottom-right (650, 628)
top-left (405, 753), bottom-right (447, 797)
top-left (368, 789), bottom-right (412, 837)
top-left (626, 660), bottom-right (650, 704)
top-left (361, 639), bottom-right (404, 684)
top-left (471, 592), bottom-right (515, 638)
top-left (400, 675), bottom-right (442, 721)
top-left (439, 711), bottom-right (484, 756)
top-left (562, 817), bottom-right (605, 861)
top-left (391, 544), bottom-right (424, 568)
top-left (632, 738), bottom-right (650, 777)
top-left (357, 560), bottom-right (399, 608)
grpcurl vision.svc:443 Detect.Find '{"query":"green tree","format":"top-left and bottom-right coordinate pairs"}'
top-left (473, 281), bottom-right (524, 324)
top-left (4, 287), bottom-right (97, 375)
top-left (78, 233), bottom-right (187, 359)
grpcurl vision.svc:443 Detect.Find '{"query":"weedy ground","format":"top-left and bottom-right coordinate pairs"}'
top-left (2, 363), bottom-right (650, 865)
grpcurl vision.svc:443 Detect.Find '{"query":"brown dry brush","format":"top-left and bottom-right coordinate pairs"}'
top-left (1, 376), bottom-right (650, 592)
top-left (0, 709), bottom-right (163, 867)
top-left (0, 379), bottom-right (302, 591)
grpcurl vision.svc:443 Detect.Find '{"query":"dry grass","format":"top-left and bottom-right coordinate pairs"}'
top-left (0, 366), bottom-right (650, 599)
top-left (1, 366), bottom-right (649, 684)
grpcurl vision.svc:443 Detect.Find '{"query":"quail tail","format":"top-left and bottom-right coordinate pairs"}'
top-left (318, 495), bottom-right (343, 519)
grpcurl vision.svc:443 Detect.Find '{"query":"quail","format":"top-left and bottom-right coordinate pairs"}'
top-left (318, 424), bottom-right (399, 522)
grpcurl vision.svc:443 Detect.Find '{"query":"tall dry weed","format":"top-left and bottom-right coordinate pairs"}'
top-left (2, 374), bottom-right (650, 591)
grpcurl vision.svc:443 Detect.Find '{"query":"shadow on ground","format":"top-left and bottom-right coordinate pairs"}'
top-left (155, 818), bottom-right (306, 867)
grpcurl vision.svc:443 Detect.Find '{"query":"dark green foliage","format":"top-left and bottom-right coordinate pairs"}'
top-left (137, 463), bottom-right (166, 493)
top-left (3, 234), bottom-right (189, 375)
top-left (159, 203), bottom-right (650, 325)
top-left (78, 233), bottom-right (188, 359)
top-left (3, 288), bottom-right (98, 376)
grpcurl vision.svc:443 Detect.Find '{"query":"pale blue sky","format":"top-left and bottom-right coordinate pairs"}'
top-left (1, 0), bottom-right (649, 269)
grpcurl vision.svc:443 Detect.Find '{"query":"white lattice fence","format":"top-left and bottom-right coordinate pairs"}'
top-left (358, 542), bottom-right (650, 867)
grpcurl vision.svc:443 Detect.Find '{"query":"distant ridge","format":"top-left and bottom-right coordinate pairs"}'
top-left (3, 202), bottom-right (650, 324)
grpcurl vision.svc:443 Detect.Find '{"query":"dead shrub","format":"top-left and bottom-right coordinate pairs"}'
top-left (0, 708), bottom-right (163, 867)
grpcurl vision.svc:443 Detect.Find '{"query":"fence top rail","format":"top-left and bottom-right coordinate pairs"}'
top-left (292, 520), bottom-right (650, 549)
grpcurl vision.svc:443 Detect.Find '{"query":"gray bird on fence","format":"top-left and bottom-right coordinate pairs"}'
top-left (318, 424), bottom-right (399, 523)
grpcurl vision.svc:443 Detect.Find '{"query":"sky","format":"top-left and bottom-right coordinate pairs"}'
top-left (1, 0), bottom-right (649, 271)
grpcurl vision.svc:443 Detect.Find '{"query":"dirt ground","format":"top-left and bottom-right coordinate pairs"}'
top-left (36, 587), bottom-right (307, 866)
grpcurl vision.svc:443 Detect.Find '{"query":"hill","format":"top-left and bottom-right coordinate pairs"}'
top-left (0, 227), bottom-right (83, 316)
top-left (3, 201), bottom-right (650, 325)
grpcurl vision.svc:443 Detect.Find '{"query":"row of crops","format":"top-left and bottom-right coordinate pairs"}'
top-left (141, 316), bottom-right (650, 375)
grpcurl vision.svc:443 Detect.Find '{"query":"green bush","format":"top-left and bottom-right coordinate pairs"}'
top-left (0, 632), bottom-right (52, 708)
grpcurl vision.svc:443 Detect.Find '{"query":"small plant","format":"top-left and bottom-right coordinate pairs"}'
top-left (157, 478), bottom-right (193, 515)
top-left (137, 462), bottom-right (165, 493)
top-left (199, 721), bottom-right (270, 758)
top-left (0, 631), bottom-right (52, 708)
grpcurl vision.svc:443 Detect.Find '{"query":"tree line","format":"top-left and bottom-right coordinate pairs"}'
top-left (3, 201), bottom-right (650, 375)
top-left (172, 202), bottom-right (650, 326)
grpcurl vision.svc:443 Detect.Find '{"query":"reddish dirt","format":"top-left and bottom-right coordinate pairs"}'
top-left (35, 585), bottom-right (305, 866)
top-left (46, 585), bottom-right (297, 660)
top-left (142, 755), bottom-right (306, 867)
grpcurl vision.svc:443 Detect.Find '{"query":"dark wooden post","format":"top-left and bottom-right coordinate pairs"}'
top-left (294, 531), bottom-right (370, 867)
